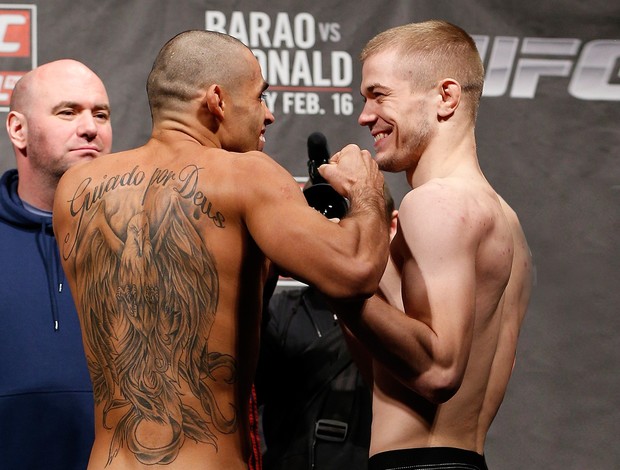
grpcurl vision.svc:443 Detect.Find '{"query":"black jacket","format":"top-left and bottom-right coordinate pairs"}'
top-left (257, 286), bottom-right (371, 470)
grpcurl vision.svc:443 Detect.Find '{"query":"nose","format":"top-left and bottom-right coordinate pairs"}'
top-left (358, 101), bottom-right (375, 127)
top-left (263, 101), bottom-right (275, 125)
top-left (76, 112), bottom-right (98, 141)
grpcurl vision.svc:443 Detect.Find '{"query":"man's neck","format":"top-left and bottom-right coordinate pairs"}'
top-left (17, 183), bottom-right (56, 212)
top-left (409, 131), bottom-right (478, 189)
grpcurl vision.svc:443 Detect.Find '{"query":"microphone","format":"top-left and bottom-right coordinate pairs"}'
top-left (303, 132), bottom-right (349, 219)
top-left (306, 131), bottom-right (330, 185)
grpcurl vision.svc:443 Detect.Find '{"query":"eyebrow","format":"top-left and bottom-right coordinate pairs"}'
top-left (52, 101), bottom-right (111, 113)
top-left (361, 82), bottom-right (387, 95)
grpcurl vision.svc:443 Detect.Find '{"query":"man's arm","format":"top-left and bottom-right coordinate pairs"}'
top-left (338, 318), bottom-right (374, 388)
top-left (335, 185), bottom-right (480, 403)
top-left (242, 145), bottom-right (390, 300)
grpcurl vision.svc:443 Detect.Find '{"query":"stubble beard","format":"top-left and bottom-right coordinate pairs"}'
top-left (377, 121), bottom-right (433, 174)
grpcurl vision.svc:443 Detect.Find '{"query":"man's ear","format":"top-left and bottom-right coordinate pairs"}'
top-left (204, 84), bottom-right (225, 120)
top-left (6, 111), bottom-right (27, 150)
top-left (437, 78), bottom-right (460, 118)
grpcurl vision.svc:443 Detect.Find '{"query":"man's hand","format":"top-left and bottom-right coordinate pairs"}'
top-left (318, 144), bottom-right (383, 200)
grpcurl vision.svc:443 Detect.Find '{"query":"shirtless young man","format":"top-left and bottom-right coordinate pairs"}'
top-left (334, 21), bottom-right (533, 470)
top-left (52, 30), bottom-right (389, 469)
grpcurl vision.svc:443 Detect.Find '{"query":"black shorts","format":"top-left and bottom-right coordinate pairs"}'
top-left (368, 447), bottom-right (488, 470)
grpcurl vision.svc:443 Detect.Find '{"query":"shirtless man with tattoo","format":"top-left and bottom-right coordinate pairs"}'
top-left (52, 30), bottom-right (389, 469)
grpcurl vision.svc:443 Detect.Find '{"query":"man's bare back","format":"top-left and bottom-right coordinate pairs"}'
top-left (55, 146), bottom-right (263, 468)
top-left (55, 139), bottom-right (387, 468)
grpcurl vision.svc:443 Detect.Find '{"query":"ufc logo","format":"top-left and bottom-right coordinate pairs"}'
top-left (474, 35), bottom-right (620, 101)
top-left (0, 9), bottom-right (31, 56)
top-left (0, 5), bottom-right (36, 110)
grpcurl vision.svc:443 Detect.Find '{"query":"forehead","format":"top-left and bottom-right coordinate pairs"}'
top-left (245, 52), bottom-right (268, 91)
top-left (248, 50), bottom-right (266, 80)
top-left (31, 68), bottom-right (109, 109)
top-left (361, 50), bottom-right (410, 91)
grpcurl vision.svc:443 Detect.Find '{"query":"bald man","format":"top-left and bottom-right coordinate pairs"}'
top-left (53, 30), bottom-right (389, 469)
top-left (0, 59), bottom-right (112, 469)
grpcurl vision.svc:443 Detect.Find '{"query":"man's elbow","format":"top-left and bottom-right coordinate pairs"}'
top-left (328, 259), bottom-right (384, 299)
top-left (415, 368), bottom-right (463, 404)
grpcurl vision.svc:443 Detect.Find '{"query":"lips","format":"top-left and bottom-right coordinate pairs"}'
top-left (71, 146), bottom-right (101, 158)
top-left (257, 130), bottom-right (266, 151)
top-left (373, 132), bottom-right (389, 143)
top-left (371, 129), bottom-right (392, 152)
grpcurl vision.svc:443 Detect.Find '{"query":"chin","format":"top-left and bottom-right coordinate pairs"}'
top-left (375, 153), bottom-right (399, 173)
top-left (67, 155), bottom-right (96, 169)
top-left (373, 150), bottom-right (389, 165)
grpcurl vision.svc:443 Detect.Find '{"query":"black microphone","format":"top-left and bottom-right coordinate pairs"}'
top-left (306, 131), bottom-right (330, 185)
top-left (303, 132), bottom-right (349, 219)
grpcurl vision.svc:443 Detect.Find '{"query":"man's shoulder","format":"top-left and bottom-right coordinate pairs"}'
top-left (400, 179), bottom-right (462, 213)
top-left (405, 177), bottom-right (497, 210)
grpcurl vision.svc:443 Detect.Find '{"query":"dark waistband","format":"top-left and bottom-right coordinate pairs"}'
top-left (369, 447), bottom-right (488, 470)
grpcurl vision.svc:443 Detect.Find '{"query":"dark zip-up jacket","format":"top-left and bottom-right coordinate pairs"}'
top-left (0, 169), bottom-right (94, 469)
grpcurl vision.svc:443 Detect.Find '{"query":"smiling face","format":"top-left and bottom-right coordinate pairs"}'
top-left (12, 60), bottom-right (112, 180)
top-left (358, 49), bottom-right (435, 174)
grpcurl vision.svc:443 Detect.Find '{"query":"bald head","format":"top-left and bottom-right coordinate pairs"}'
top-left (5, 59), bottom-right (112, 210)
top-left (147, 30), bottom-right (255, 119)
top-left (10, 59), bottom-right (109, 115)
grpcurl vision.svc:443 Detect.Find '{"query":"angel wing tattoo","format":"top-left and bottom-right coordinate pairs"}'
top-left (74, 192), bottom-right (236, 466)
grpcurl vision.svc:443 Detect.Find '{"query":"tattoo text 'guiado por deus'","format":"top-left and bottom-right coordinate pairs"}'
top-left (62, 164), bottom-right (225, 261)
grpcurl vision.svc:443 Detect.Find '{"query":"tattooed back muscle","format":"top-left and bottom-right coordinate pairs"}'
top-left (57, 153), bottom-right (248, 468)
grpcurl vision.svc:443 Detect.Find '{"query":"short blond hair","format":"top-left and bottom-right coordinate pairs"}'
top-left (361, 20), bottom-right (484, 120)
